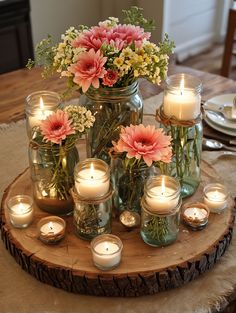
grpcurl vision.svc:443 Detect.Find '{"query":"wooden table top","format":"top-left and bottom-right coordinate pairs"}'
top-left (1, 65), bottom-right (236, 124)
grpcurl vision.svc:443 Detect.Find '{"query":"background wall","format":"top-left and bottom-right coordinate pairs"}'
top-left (29, 0), bottom-right (232, 61)
top-left (30, 0), bottom-right (101, 45)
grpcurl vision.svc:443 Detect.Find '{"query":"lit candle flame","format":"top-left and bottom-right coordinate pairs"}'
top-left (90, 163), bottom-right (94, 179)
top-left (48, 222), bottom-right (54, 232)
top-left (104, 242), bottom-right (109, 252)
top-left (212, 190), bottom-right (220, 200)
top-left (180, 77), bottom-right (185, 96)
top-left (39, 97), bottom-right (44, 110)
top-left (161, 177), bottom-right (165, 195)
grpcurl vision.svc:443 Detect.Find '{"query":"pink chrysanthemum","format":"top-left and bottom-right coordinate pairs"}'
top-left (102, 69), bottom-right (118, 87)
top-left (69, 49), bottom-right (107, 93)
top-left (40, 110), bottom-right (75, 144)
top-left (113, 124), bottom-right (172, 166)
top-left (73, 26), bottom-right (112, 51)
top-left (73, 24), bottom-right (150, 51)
top-left (111, 24), bottom-right (150, 48)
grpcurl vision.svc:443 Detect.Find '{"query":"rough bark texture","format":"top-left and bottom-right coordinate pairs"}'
top-left (0, 169), bottom-right (235, 297)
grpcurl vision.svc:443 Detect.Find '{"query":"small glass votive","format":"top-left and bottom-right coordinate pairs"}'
top-left (91, 234), bottom-right (123, 271)
top-left (74, 158), bottom-right (110, 200)
top-left (25, 91), bottom-right (60, 138)
top-left (37, 216), bottom-right (66, 244)
top-left (144, 175), bottom-right (181, 213)
top-left (203, 183), bottom-right (229, 214)
top-left (182, 202), bottom-right (210, 230)
top-left (7, 195), bottom-right (34, 228)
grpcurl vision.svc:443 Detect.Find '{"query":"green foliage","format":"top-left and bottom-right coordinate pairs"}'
top-left (159, 34), bottom-right (175, 55)
top-left (122, 6), bottom-right (156, 32)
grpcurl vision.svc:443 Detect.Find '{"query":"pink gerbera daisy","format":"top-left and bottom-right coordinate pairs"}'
top-left (69, 49), bottom-right (107, 93)
top-left (40, 110), bottom-right (75, 144)
top-left (113, 124), bottom-right (172, 166)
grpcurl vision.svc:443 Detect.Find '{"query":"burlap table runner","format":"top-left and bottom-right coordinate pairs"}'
top-left (0, 95), bottom-right (236, 313)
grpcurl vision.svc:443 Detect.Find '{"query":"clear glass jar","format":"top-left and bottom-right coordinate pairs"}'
top-left (74, 158), bottom-right (110, 200)
top-left (110, 157), bottom-right (158, 214)
top-left (25, 91), bottom-right (61, 139)
top-left (141, 197), bottom-right (182, 247)
top-left (163, 122), bottom-right (203, 198)
top-left (203, 183), bottom-right (229, 213)
top-left (161, 73), bottom-right (203, 198)
top-left (28, 143), bottom-right (79, 215)
top-left (140, 175), bottom-right (181, 247)
top-left (73, 190), bottom-right (113, 240)
top-left (91, 234), bottom-right (123, 271)
top-left (80, 81), bottom-right (143, 163)
top-left (7, 195), bottom-right (34, 228)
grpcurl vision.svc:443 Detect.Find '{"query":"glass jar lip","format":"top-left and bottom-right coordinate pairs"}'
top-left (7, 195), bottom-right (33, 213)
top-left (25, 90), bottom-right (61, 112)
top-left (182, 201), bottom-right (210, 215)
top-left (164, 73), bottom-right (202, 93)
top-left (203, 183), bottom-right (229, 200)
top-left (141, 197), bottom-right (182, 216)
top-left (90, 234), bottom-right (123, 255)
top-left (74, 158), bottom-right (110, 180)
top-left (144, 175), bottom-right (181, 198)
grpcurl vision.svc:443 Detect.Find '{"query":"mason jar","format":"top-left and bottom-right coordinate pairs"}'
top-left (80, 81), bottom-right (143, 163)
top-left (160, 73), bottom-right (203, 197)
top-left (140, 175), bottom-right (181, 247)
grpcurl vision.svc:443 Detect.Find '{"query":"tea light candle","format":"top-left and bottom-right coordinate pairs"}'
top-left (74, 158), bottom-right (110, 199)
top-left (203, 183), bottom-right (228, 213)
top-left (163, 74), bottom-right (201, 120)
top-left (7, 195), bottom-right (34, 228)
top-left (91, 234), bottom-right (123, 271)
top-left (37, 216), bottom-right (66, 244)
top-left (145, 176), bottom-right (181, 213)
top-left (182, 202), bottom-right (209, 230)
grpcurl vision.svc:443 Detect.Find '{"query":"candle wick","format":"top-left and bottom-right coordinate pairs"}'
top-left (106, 247), bottom-right (109, 251)
top-left (91, 175), bottom-right (94, 179)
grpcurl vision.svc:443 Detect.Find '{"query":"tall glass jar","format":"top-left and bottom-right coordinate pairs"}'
top-left (80, 81), bottom-right (143, 163)
top-left (160, 74), bottom-right (203, 198)
top-left (140, 175), bottom-right (181, 247)
top-left (28, 143), bottom-right (79, 215)
top-left (110, 158), bottom-right (158, 214)
top-left (25, 91), bottom-right (61, 139)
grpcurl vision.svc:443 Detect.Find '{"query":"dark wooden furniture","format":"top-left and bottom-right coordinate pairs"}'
top-left (0, 0), bottom-right (33, 74)
top-left (221, 8), bottom-right (236, 77)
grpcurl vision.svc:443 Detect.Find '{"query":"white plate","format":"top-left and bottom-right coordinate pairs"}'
top-left (205, 115), bottom-right (236, 136)
top-left (205, 94), bottom-right (236, 130)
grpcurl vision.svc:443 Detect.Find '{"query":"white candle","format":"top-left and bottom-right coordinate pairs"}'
top-left (204, 190), bottom-right (228, 213)
top-left (28, 97), bottom-right (53, 129)
top-left (146, 177), bottom-right (179, 213)
top-left (40, 221), bottom-right (64, 235)
top-left (184, 207), bottom-right (208, 222)
top-left (9, 202), bottom-right (34, 228)
top-left (91, 238), bottom-right (122, 270)
top-left (75, 162), bottom-right (110, 199)
top-left (163, 77), bottom-right (201, 120)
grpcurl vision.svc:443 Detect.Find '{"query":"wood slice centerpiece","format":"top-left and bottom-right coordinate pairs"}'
top-left (0, 162), bottom-right (235, 297)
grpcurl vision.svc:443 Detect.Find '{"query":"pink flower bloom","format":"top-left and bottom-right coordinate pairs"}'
top-left (102, 69), bottom-right (118, 87)
top-left (111, 24), bottom-right (150, 48)
top-left (113, 124), bottom-right (172, 167)
top-left (68, 49), bottom-right (107, 93)
top-left (40, 110), bottom-right (75, 144)
top-left (73, 24), bottom-right (150, 51)
top-left (73, 26), bottom-right (112, 51)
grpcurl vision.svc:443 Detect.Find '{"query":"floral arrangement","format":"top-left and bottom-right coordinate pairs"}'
top-left (27, 7), bottom-right (174, 94)
top-left (32, 105), bottom-right (95, 200)
top-left (110, 124), bottom-right (172, 215)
